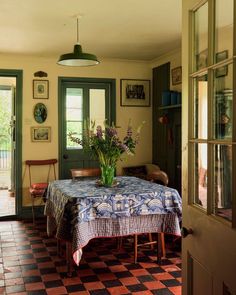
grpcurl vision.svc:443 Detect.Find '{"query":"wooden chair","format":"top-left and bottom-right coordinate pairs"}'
top-left (122, 164), bottom-right (169, 263)
top-left (133, 170), bottom-right (169, 263)
top-left (70, 167), bottom-right (101, 179)
top-left (26, 159), bottom-right (57, 225)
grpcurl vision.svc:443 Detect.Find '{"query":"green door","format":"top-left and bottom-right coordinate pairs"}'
top-left (58, 77), bottom-right (116, 179)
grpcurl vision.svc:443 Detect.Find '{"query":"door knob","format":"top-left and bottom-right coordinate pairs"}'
top-left (63, 154), bottom-right (68, 159)
top-left (181, 227), bottom-right (193, 238)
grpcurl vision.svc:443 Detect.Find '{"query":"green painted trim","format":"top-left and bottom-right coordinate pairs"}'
top-left (58, 77), bottom-right (116, 179)
top-left (0, 69), bottom-right (23, 219)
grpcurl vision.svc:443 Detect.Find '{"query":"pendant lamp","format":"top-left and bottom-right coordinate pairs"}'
top-left (57, 17), bottom-right (99, 66)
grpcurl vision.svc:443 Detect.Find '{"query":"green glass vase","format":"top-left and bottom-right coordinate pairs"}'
top-left (100, 164), bottom-right (115, 187)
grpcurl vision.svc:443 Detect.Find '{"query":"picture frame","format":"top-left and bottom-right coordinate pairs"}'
top-left (171, 67), bottom-right (182, 85)
top-left (196, 49), bottom-right (208, 70)
top-left (31, 126), bottom-right (51, 142)
top-left (120, 79), bottom-right (150, 107)
top-left (33, 103), bottom-right (47, 124)
top-left (33, 79), bottom-right (49, 99)
top-left (215, 50), bottom-right (228, 78)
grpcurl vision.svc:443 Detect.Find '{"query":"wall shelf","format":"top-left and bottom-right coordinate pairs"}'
top-left (159, 104), bottom-right (181, 110)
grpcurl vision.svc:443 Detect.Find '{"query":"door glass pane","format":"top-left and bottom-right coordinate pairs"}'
top-left (194, 75), bottom-right (208, 139)
top-left (213, 144), bottom-right (232, 221)
top-left (194, 2), bottom-right (208, 71)
top-left (66, 88), bottom-right (83, 149)
top-left (215, 0), bottom-right (233, 60)
top-left (89, 89), bottom-right (105, 127)
top-left (213, 63), bottom-right (233, 140)
top-left (193, 143), bottom-right (208, 210)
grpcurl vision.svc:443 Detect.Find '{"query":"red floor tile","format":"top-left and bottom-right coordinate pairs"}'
top-left (108, 285), bottom-right (129, 294)
top-left (83, 281), bottom-right (105, 290)
top-left (0, 219), bottom-right (182, 295)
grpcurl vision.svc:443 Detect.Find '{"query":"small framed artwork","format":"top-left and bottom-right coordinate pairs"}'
top-left (196, 49), bottom-right (208, 70)
top-left (33, 79), bottom-right (49, 99)
top-left (215, 50), bottom-right (228, 78)
top-left (120, 79), bottom-right (150, 107)
top-left (33, 103), bottom-right (47, 124)
top-left (171, 67), bottom-right (182, 85)
top-left (31, 126), bottom-right (51, 142)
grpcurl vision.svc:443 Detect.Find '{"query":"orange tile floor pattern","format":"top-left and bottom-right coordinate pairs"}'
top-left (0, 220), bottom-right (182, 295)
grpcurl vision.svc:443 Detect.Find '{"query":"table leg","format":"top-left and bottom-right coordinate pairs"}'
top-left (157, 232), bottom-right (163, 264)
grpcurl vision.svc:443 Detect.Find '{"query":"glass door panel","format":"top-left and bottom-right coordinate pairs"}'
top-left (215, 0), bottom-right (234, 60)
top-left (89, 89), bottom-right (106, 127)
top-left (213, 144), bottom-right (232, 221)
top-left (193, 143), bottom-right (208, 210)
top-left (213, 63), bottom-right (233, 140)
top-left (194, 2), bottom-right (208, 71)
top-left (66, 88), bottom-right (83, 149)
top-left (194, 75), bottom-right (208, 139)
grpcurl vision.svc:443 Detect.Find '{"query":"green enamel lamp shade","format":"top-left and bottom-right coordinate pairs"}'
top-left (57, 44), bottom-right (99, 66)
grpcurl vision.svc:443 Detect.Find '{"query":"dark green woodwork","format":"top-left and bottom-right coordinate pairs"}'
top-left (58, 77), bottom-right (116, 180)
top-left (152, 63), bottom-right (182, 194)
top-left (0, 69), bottom-right (23, 219)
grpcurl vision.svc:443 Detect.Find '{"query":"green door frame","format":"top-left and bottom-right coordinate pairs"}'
top-left (0, 69), bottom-right (23, 219)
top-left (58, 77), bottom-right (116, 179)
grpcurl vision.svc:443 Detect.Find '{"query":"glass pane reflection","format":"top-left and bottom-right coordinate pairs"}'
top-left (194, 143), bottom-right (207, 209)
top-left (194, 2), bottom-right (208, 71)
top-left (194, 75), bottom-right (208, 139)
top-left (215, 0), bottom-right (233, 59)
top-left (213, 63), bottom-right (233, 140)
top-left (213, 144), bottom-right (232, 221)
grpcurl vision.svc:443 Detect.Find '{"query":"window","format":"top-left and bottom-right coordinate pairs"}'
top-left (190, 0), bottom-right (234, 223)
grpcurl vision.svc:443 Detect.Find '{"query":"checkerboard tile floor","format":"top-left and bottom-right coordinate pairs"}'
top-left (0, 220), bottom-right (182, 294)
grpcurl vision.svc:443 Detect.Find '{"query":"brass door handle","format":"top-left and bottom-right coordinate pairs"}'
top-left (181, 227), bottom-right (193, 238)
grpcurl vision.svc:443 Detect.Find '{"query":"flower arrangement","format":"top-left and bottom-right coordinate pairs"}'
top-left (68, 120), bottom-right (144, 186)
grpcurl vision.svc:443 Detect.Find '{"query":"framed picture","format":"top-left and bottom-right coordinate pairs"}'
top-left (196, 49), bottom-right (208, 69)
top-left (31, 126), bottom-right (51, 142)
top-left (33, 103), bottom-right (47, 124)
top-left (216, 50), bottom-right (228, 78)
top-left (171, 67), bottom-right (182, 85)
top-left (120, 79), bottom-right (150, 107)
top-left (33, 79), bottom-right (49, 99)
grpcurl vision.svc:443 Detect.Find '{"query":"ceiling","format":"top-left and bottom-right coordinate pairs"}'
top-left (0, 0), bottom-right (181, 61)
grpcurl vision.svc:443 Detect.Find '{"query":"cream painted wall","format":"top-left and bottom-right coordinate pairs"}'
top-left (0, 54), bottom-right (152, 206)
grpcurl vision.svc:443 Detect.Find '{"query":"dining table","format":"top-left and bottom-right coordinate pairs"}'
top-left (44, 176), bottom-right (182, 268)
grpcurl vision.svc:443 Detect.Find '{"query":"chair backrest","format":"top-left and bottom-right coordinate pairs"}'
top-left (148, 170), bottom-right (169, 186)
top-left (25, 159), bottom-right (57, 186)
top-left (70, 168), bottom-right (101, 180)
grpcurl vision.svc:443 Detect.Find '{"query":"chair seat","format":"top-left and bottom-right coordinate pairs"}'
top-left (26, 158), bottom-right (57, 225)
top-left (31, 182), bottom-right (48, 189)
top-left (29, 187), bottom-right (47, 196)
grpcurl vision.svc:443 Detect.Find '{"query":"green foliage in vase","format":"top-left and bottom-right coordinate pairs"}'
top-left (68, 120), bottom-right (144, 167)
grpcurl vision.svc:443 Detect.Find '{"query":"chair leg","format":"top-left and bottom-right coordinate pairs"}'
top-left (148, 233), bottom-right (154, 249)
top-left (161, 232), bottom-right (166, 258)
top-left (134, 234), bottom-right (138, 264)
top-left (31, 195), bottom-right (35, 225)
top-left (117, 237), bottom-right (123, 250)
